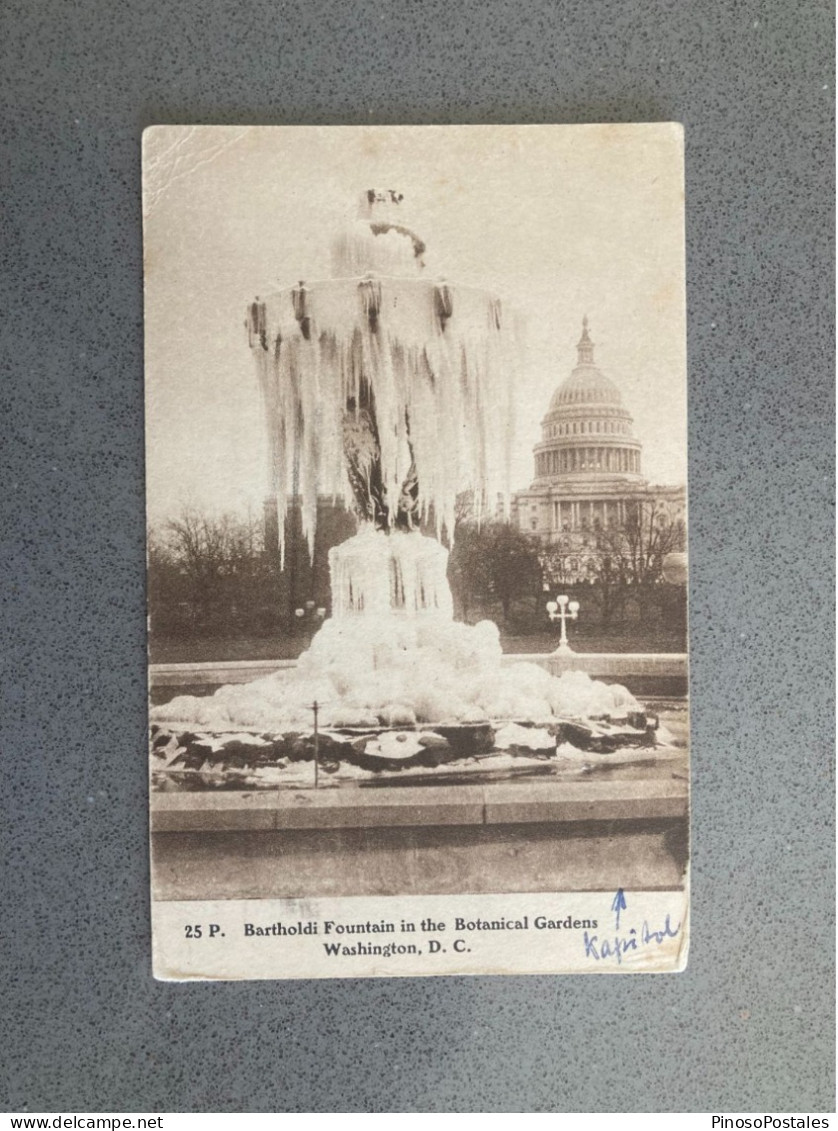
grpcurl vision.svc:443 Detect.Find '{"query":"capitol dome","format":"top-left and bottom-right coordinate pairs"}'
top-left (549, 363), bottom-right (623, 408)
top-left (533, 317), bottom-right (642, 482)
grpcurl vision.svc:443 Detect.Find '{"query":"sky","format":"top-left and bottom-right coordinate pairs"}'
top-left (143, 124), bottom-right (687, 523)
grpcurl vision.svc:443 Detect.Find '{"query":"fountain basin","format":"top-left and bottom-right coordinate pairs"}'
top-left (150, 705), bottom-right (683, 792)
top-left (149, 776), bottom-right (688, 899)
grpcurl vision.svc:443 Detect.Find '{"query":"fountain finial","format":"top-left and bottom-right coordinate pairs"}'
top-left (331, 189), bottom-right (426, 277)
top-left (358, 188), bottom-right (405, 223)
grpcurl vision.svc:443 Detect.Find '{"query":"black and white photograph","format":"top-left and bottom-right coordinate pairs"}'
top-left (144, 124), bottom-right (689, 979)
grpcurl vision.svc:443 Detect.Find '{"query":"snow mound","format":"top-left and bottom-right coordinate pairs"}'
top-left (151, 615), bottom-right (639, 730)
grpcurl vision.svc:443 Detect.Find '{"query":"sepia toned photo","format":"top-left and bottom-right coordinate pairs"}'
top-left (144, 124), bottom-right (689, 979)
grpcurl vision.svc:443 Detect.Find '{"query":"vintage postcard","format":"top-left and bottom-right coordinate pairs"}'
top-left (144, 124), bottom-right (689, 979)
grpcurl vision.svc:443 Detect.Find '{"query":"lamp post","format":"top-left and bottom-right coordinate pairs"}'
top-left (295, 600), bottom-right (326, 648)
top-left (661, 551), bottom-right (687, 586)
top-left (310, 699), bottom-right (320, 789)
top-left (546, 594), bottom-right (580, 654)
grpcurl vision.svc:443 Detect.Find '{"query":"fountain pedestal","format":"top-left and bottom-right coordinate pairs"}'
top-left (328, 527), bottom-right (453, 619)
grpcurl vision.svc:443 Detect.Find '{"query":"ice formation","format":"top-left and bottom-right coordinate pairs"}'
top-left (152, 190), bottom-right (645, 740)
top-left (247, 190), bottom-right (515, 559)
top-left (152, 613), bottom-right (639, 731)
top-left (329, 527), bottom-right (453, 618)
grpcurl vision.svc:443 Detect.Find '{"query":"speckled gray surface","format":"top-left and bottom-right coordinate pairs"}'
top-left (2, 0), bottom-right (834, 1114)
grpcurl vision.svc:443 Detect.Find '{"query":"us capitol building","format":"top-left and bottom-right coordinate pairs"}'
top-left (511, 317), bottom-right (686, 584)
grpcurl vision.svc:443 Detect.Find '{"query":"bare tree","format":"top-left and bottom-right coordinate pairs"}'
top-left (588, 498), bottom-right (685, 626)
top-left (150, 507), bottom-right (266, 630)
top-left (595, 498), bottom-right (686, 587)
top-left (150, 501), bottom-right (360, 641)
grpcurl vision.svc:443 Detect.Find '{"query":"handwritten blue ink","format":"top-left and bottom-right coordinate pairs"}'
top-left (641, 915), bottom-right (680, 946)
top-left (611, 888), bottom-right (627, 930)
top-left (583, 914), bottom-right (680, 965)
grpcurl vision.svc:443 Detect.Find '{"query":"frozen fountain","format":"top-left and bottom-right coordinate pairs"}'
top-left (153, 191), bottom-right (653, 760)
top-left (246, 189), bottom-right (512, 592)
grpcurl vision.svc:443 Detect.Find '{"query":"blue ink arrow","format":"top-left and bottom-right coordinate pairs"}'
top-left (611, 888), bottom-right (627, 930)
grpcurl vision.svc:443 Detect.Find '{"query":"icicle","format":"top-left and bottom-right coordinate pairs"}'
top-left (434, 281), bottom-right (453, 332)
top-left (250, 274), bottom-right (516, 562)
top-left (359, 276), bottom-right (382, 333)
top-left (328, 528), bottom-right (454, 621)
top-left (291, 281), bottom-right (311, 340)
